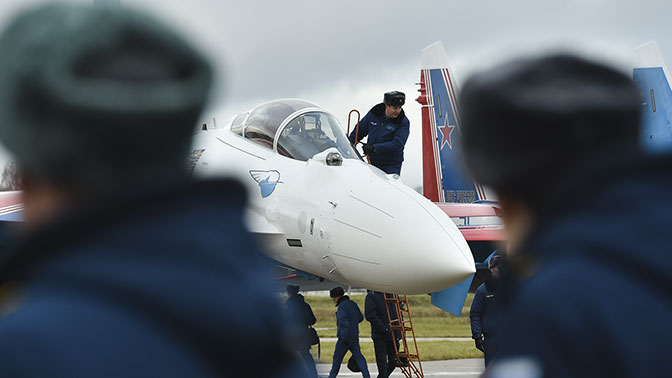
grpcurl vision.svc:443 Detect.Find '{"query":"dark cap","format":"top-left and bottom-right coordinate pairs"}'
top-left (384, 91), bottom-right (405, 107)
top-left (329, 286), bottom-right (344, 298)
top-left (488, 255), bottom-right (501, 270)
top-left (0, 4), bottom-right (212, 191)
top-left (286, 284), bottom-right (300, 295)
top-left (459, 54), bottom-right (641, 203)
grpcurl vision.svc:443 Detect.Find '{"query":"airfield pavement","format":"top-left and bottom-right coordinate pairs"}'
top-left (316, 358), bottom-right (485, 377)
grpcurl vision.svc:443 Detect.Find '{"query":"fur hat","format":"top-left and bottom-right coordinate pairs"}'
top-left (0, 4), bottom-right (212, 191)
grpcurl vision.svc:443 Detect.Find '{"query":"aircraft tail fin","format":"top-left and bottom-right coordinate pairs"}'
top-left (633, 40), bottom-right (672, 153)
top-left (417, 42), bottom-right (490, 203)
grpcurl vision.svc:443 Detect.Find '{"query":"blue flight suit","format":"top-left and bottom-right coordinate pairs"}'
top-left (286, 293), bottom-right (318, 377)
top-left (0, 180), bottom-right (307, 378)
top-left (470, 279), bottom-right (502, 366)
top-left (348, 103), bottom-right (410, 175)
top-left (328, 295), bottom-right (370, 378)
top-left (491, 153), bottom-right (672, 378)
top-left (365, 291), bottom-right (399, 378)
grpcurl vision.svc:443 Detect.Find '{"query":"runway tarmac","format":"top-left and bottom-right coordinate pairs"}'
top-left (316, 358), bottom-right (484, 377)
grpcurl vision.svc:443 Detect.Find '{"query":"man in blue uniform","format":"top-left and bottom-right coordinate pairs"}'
top-left (328, 287), bottom-right (370, 378)
top-left (0, 4), bottom-right (305, 377)
top-left (365, 291), bottom-right (399, 378)
top-left (349, 91), bottom-right (410, 175)
top-left (285, 285), bottom-right (318, 377)
top-left (459, 54), bottom-right (672, 377)
top-left (469, 255), bottom-right (503, 366)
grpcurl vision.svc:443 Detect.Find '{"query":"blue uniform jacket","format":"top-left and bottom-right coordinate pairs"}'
top-left (286, 293), bottom-right (317, 349)
top-left (469, 280), bottom-right (501, 341)
top-left (0, 180), bottom-right (306, 378)
top-left (335, 295), bottom-right (363, 344)
top-left (365, 291), bottom-right (397, 341)
top-left (494, 153), bottom-right (672, 378)
top-left (348, 103), bottom-right (410, 170)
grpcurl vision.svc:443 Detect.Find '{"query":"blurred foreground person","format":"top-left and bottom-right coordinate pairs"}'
top-left (0, 4), bottom-right (304, 377)
top-left (285, 285), bottom-right (318, 377)
top-left (459, 54), bottom-right (672, 377)
top-left (328, 287), bottom-right (370, 378)
top-left (469, 255), bottom-right (503, 367)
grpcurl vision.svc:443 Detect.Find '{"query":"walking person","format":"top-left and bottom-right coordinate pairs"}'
top-left (286, 285), bottom-right (318, 378)
top-left (328, 287), bottom-right (370, 378)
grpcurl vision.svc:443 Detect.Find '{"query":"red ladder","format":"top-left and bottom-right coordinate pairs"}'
top-left (384, 293), bottom-right (424, 378)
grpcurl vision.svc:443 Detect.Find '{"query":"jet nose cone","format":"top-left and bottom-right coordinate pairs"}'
top-left (330, 172), bottom-right (474, 294)
top-left (382, 196), bottom-right (475, 293)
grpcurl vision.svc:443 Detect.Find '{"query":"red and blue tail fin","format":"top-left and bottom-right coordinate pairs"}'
top-left (633, 40), bottom-right (672, 153)
top-left (417, 42), bottom-right (489, 203)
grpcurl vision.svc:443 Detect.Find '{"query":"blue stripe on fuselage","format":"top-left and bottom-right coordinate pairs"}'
top-left (633, 67), bottom-right (672, 153)
top-left (428, 68), bottom-right (475, 203)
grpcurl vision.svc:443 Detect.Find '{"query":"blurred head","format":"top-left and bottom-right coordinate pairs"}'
top-left (329, 286), bottom-right (344, 303)
top-left (0, 4), bottom-right (212, 198)
top-left (459, 54), bottom-right (641, 252)
top-left (286, 284), bottom-right (300, 297)
top-left (383, 91), bottom-right (405, 118)
top-left (459, 54), bottom-right (641, 210)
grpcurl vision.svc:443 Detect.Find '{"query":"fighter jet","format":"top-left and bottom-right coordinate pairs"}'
top-left (0, 97), bottom-right (477, 314)
top-left (190, 99), bottom-right (476, 300)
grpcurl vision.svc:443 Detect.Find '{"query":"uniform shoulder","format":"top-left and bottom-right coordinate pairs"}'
top-left (370, 103), bottom-right (385, 117)
top-left (506, 256), bottom-right (598, 325)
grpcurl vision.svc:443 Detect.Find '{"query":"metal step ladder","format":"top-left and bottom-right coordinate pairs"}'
top-left (384, 293), bottom-right (424, 378)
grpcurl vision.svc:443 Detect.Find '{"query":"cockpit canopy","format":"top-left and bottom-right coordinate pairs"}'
top-left (232, 99), bottom-right (358, 161)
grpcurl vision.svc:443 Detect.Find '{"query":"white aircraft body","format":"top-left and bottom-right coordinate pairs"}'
top-left (190, 99), bottom-right (475, 295)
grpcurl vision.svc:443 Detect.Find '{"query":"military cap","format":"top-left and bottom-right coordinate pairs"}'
top-left (329, 286), bottom-right (344, 298)
top-left (384, 91), bottom-right (405, 107)
top-left (488, 255), bottom-right (501, 270)
top-left (0, 4), bottom-right (212, 190)
top-left (459, 54), bottom-right (641, 202)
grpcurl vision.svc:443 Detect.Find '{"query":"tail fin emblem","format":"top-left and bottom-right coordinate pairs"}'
top-left (438, 116), bottom-right (456, 150)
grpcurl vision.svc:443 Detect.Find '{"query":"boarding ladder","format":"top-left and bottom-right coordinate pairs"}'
top-left (384, 293), bottom-right (424, 378)
top-left (347, 109), bottom-right (372, 164)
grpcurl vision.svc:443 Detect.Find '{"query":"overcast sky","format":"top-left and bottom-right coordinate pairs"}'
top-left (0, 0), bottom-right (670, 189)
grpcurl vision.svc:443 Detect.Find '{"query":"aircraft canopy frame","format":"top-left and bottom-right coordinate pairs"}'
top-left (240, 99), bottom-right (358, 161)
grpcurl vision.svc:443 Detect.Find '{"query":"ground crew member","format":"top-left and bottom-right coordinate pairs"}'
top-left (0, 4), bottom-right (305, 377)
top-left (469, 255), bottom-right (503, 366)
top-left (349, 91), bottom-right (410, 175)
top-left (328, 287), bottom-right (370, 378)
top-left (459, 53), bottom-right (672, 377)
top-left (286, 285), bottom-right (318, 377)
top-left (365, 290), bottom-right (400, 378)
